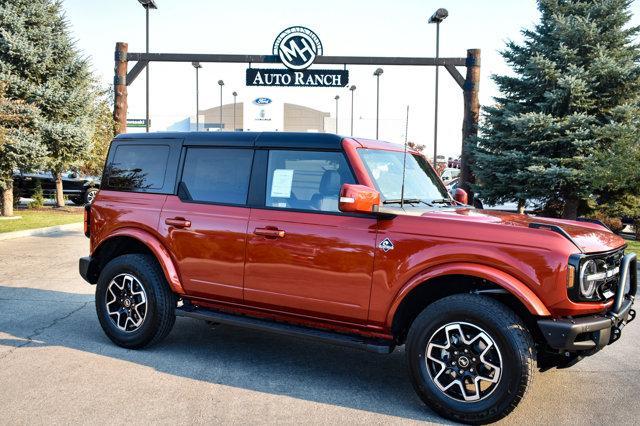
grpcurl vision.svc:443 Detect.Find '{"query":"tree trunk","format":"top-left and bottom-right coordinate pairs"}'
top-left (562, 197), bottom-right (579, 220)
top-left (54, 172), bottom-right (65, 208)
top-left (634, 219), bottom-right (640, 241)
top-left (517, 199), bottom-right (526, 215)
top-left (1, 181), bottom-right (14, 217)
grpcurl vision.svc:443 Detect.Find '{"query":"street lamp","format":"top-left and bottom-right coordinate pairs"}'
top-left (349, 85), bottom-right (356, 136)
top-left (428, 7), bottom-right (448, 168)
top-left (334, 95), bottom-right (340, 133)
top-left (137, 0), bottom-right (157, 132)
top-left (192, 62), bottom-right (202, 130)
top-left (218, 80), bottom-right (224, 131)
top-left (373, 68), bottom-right (384, 139)
top-left (232, 91), bottom-right (238, 131)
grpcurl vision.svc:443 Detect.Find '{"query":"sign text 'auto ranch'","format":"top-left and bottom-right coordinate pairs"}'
top-left (246, 69), bottom-right (348, 87)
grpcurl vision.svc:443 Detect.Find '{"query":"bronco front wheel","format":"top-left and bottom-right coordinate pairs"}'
top-left (406, 294), bottom-right (535, 424)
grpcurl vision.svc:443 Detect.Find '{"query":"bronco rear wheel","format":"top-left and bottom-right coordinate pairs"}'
top-left (406, 294), bottom-right (535, 424)
top-left (95, 254), bottom-right (176, 349)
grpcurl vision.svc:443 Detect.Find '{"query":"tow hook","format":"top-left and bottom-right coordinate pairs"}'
top-left (628, 309), bottom-right (636, 324)
top-left (610, 326), bottom-right (622, 344)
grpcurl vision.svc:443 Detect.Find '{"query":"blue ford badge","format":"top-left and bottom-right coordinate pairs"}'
top-left (254, 97), bottom-right (272, 105)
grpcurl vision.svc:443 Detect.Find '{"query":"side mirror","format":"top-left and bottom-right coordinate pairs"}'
top-left (339, 184), bottom-right (380, 214)
top-left (454, 188), bottom-right (468, 205)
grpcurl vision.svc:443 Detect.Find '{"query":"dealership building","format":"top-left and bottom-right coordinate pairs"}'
top-left (168, 96), bottom-right (335, 133)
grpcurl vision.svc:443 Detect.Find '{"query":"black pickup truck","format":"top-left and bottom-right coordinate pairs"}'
top-left (13, 171), bottom-right (100, 205)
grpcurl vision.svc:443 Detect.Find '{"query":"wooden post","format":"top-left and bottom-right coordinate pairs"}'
top-left (114, 42), bottom-right (128, 135)
top-left (460, 49), bottom-right (480, 202)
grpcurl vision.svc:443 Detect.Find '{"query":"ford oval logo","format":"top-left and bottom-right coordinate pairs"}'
top-left (254, 97), bottom-right (272, 105)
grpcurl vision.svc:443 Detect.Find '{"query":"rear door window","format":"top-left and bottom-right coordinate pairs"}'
top-left (179, 147), bottom-right (253, 205)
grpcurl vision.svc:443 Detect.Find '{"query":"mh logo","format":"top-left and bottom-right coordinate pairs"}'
top-left (273, 27), bottom-right (323, 70)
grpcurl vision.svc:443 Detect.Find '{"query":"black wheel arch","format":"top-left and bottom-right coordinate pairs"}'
top-left (391, 274), bottom-right (543, 347)
top-left (86, 236), bottom-right (158, 284)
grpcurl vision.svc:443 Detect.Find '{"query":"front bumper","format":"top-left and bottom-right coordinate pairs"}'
top-left (538, 253), bottom-right (637, 352)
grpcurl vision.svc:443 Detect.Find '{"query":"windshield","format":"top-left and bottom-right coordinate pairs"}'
top-left (358, 149), bottom-right (449, 203)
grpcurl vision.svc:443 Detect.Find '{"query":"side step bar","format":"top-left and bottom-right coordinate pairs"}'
top-left (175, 306), bottom-right (394, 354)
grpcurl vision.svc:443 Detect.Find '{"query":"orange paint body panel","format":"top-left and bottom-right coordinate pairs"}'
top-left (244, 208), bottom-right (377, 323)
top-left (158, 195), bottom-right (248, 302)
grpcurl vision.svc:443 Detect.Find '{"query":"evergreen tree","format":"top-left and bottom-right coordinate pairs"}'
top-left (0, 0), bottom-right (94, 208)
top-left (0, 83), bottom-right (43, 216)
top-left (472, 0), bottom-right (640, 219)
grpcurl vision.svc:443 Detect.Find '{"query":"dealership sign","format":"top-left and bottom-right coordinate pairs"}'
top-left (126, 118), bottom-right (150, 128)
top-left (246, 26), bottom-right (348, 87)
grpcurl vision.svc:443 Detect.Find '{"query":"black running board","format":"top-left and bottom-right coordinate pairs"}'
top-left (175, 306), bottom-right (394, 354)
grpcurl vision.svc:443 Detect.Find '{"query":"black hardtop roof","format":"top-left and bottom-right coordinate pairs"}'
top-left (114, 131), bottom-right (346, 149)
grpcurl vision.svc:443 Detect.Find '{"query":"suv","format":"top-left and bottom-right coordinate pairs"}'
top-left (79, 132), bottom-right (636, 423)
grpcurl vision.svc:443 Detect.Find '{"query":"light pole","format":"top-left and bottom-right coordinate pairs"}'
top-left (218, 80), bottom-right (224, 131)
top-left (429, 7), bottom-right (448, 168)
top-left (232, 91), bottom-right (237, 131)
top-left (349, 85), bottom-right (356, 136)
top-left (334, 95), bottom-right (340, 133)
top-left (137, 0), bottom-right (157, 132)
top-left (192, 62), bottom-right (202, 130)
top-left (373, 68), bottom-right (384, 139)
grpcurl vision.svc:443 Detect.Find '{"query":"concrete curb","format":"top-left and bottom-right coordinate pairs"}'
top-left (0, 222), bottom-right (83, 241)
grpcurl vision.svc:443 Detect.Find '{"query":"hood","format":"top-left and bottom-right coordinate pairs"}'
top-left (419, 208), bottom-right (626, 254)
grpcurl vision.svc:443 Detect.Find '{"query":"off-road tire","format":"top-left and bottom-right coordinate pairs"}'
top-left (95, 254), bottom-right (176, 349)
top-left (406, 294), bottom-right (535, 424)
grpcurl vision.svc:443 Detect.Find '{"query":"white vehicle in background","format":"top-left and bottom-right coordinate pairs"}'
top-left (440, 167), bottom-right (460, 183)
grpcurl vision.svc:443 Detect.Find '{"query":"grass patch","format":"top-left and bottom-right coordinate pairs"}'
top-left (625, 239), bottom-right (639, 257)
top-left (0, 208), bottom-right (83, 234)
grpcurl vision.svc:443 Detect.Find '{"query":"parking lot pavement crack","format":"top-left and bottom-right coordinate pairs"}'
top-left (0, 301), bottom-right (89, 360)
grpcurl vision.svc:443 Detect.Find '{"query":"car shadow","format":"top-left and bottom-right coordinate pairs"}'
top-left (0, 286), bottom-right (445, 423)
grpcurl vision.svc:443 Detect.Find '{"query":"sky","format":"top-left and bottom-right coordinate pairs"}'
top-left (61, 0), bottom-right (640, 158)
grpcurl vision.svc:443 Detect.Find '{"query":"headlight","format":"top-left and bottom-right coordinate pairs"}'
top-left (579, 259), bottom-right (600, 299)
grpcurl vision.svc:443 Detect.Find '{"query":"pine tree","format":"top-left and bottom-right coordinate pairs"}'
top-left (472, 0), bottom-right (640, 219)
top-left (0, 0), bottom-right (95, 208)
top-left (0, 83), bottom-right (43, 216)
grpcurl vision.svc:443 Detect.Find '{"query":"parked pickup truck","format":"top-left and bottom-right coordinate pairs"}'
top-left (13, 170), bottom-right (100, 205)
top-left (79, 132), bottom-right (636, 424)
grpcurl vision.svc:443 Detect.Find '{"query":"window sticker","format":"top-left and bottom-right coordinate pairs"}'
top-left (271, 169), bottom-right (294, 198)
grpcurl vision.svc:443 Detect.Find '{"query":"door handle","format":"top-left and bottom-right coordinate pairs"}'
top-left (165, 217), bottom-right (191, 228)
top-left (254, 227), bottom-right (286, 238)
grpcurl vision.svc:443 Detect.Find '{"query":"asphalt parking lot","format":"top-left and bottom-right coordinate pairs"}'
top-left (1, 229), bottom-right (639, 425)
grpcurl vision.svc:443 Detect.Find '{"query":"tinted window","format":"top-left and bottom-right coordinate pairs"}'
top-left (265, 150), bottom-right (354, 212)
top-left (106, 145), bottom-right (169, 191)
top-left (180, 148), bottom-right (253, 205)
